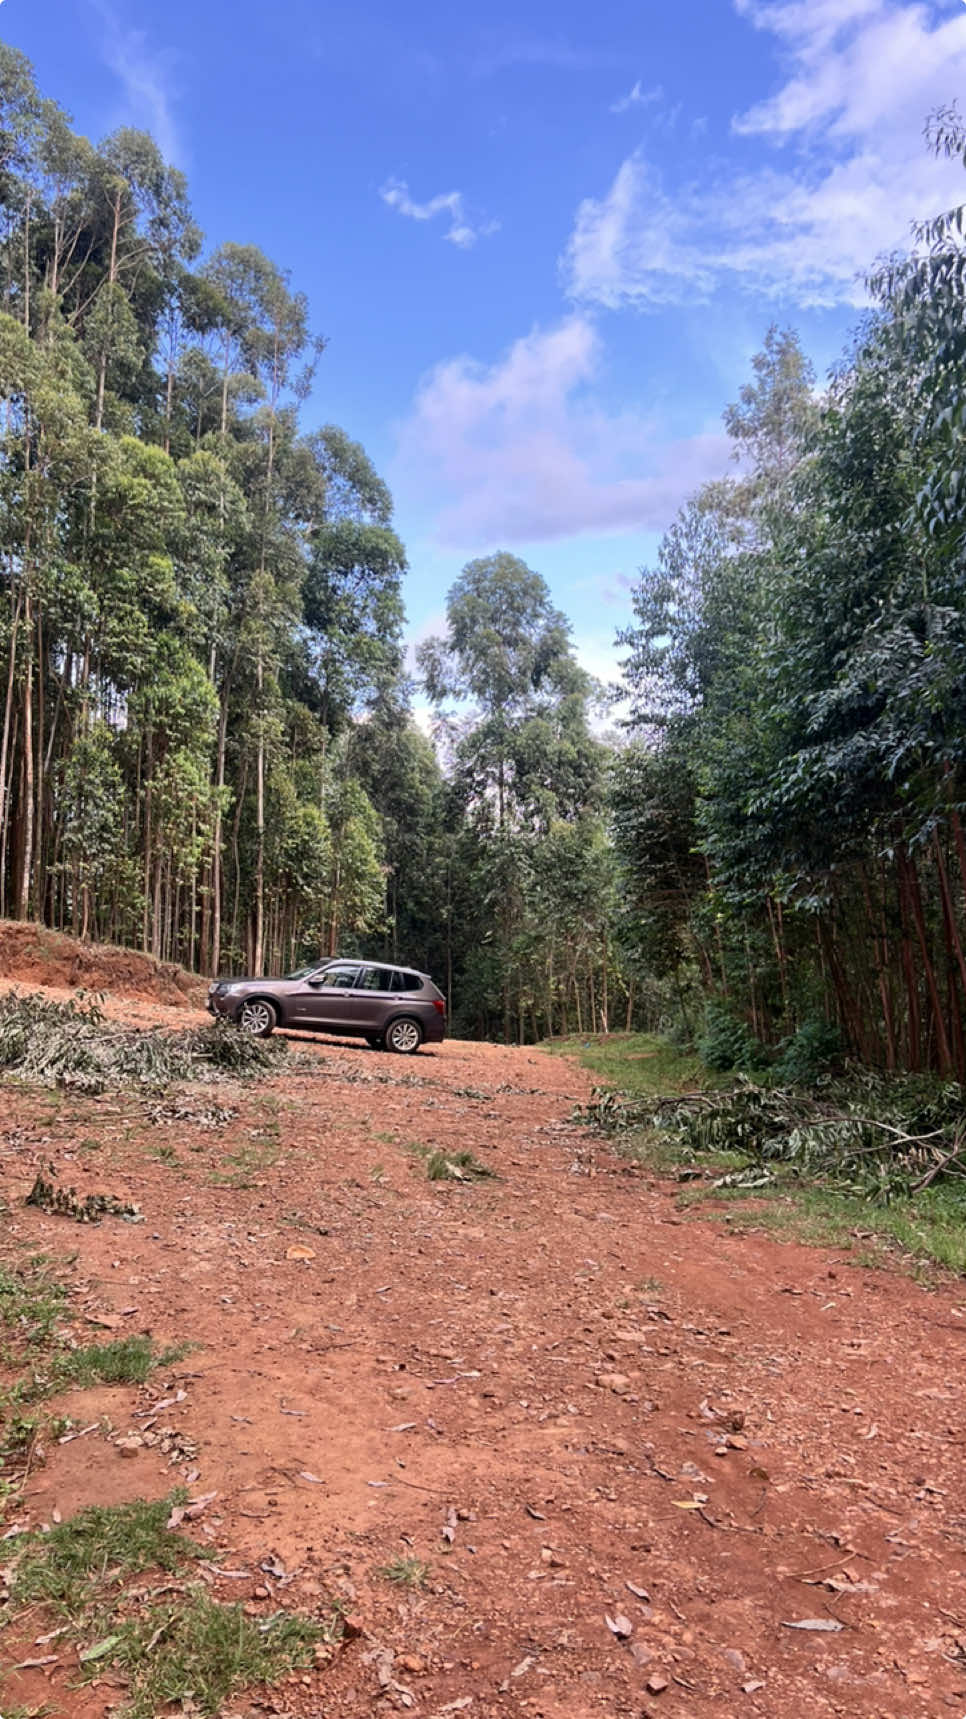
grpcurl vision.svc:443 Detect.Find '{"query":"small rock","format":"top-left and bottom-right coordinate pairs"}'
top-left (116, 1436), bottom-right (142, 1458)
top-left (399, 1654), bottom-right (425, 1674)
top-left (722, 1648), bottom-right (746, 1674)
top-left (599, 1373), bottom-right (631, 1395)
top-left (646, 1672), bottom-right (669, 1695)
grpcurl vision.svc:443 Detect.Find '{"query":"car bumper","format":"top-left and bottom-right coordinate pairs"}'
top-left (207, 992), bottom-right (241, 1021)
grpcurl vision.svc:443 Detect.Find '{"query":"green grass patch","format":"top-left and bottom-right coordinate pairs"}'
top-left (13, 1334), bottom-right (189, 1405)
top-left (86, 1589), bottom-right (330, 1719)
top-left (542, 1032), bottom-right (713, 1100)
top-left (0, 1257), bottom-right (67, 1354)
top-left (425, 1148), bottom-right (494, 1182)
top-left (377, 1554), bottom-right (430, 1588)
top-left (9, 1491), bottom-right (200, 1615)
top-left (209, 1135), bottom-right (280, 1189)
top-left (679, 1175), bottom-right (966, 1275)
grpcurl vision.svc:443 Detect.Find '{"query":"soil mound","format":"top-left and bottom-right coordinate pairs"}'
top-left (0, 922), bottom-right (207, 1008)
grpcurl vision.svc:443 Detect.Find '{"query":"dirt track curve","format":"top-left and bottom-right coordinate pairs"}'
top-left (3, 997), bottom-right (966, 1719)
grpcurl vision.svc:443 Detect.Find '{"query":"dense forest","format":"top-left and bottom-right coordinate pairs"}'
top-left (1, 43), bottom-right (965, 1066)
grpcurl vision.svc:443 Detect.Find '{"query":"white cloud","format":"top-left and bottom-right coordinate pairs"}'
top-left (565, 0), bottom-right (966, 309)
top-left (95, 3), bottom-right (182, 163)
top-left (610, 79), bottom-right (663, 115)
top-left (395, 317), bottom-right (731, 546)
top-left (380, 178), bottom-right (498, 249)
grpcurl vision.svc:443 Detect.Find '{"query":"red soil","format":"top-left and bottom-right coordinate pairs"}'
top-left (2, 982), bottom-right (966, 1718)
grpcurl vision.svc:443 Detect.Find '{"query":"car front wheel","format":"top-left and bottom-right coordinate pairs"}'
top-left (239, 998), bottom-right (277, 1037)
top-left (385, 1017), bottom-right (422, 1054)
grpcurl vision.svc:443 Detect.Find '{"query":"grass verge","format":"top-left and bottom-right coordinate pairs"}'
top-left (555, 1031), bottom-right (966, 1276)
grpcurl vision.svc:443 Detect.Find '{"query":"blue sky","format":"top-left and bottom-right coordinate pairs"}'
top-left (7, 0), bottom-right (966, 689)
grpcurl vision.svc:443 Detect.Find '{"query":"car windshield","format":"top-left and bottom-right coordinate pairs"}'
top-left (283, 964), bottom-right (329, 981)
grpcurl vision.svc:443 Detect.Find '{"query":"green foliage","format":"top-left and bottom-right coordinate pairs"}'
top-left (697, 1003), bottom-right (768, 1074)
top-left (773, 1018), bottom-right (842, 1085)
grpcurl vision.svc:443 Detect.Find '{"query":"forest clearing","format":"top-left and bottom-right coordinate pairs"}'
top-left (2, 953), bottom-right (966, 1719)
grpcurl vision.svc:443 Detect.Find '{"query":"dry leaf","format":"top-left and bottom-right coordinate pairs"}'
top-left (626, 1580), bottom-right (650, 1599)
top-left (673, 1500), bottom-right (704, 1510)
top-left (286, 1244), bottom-right (316, 1262)
top-left (782, 1618), bottom-right (843, 1632)
top-left (605, 1612), bottom-right (633, 1638)
top-left (298, 1470), bottom-right (323, 1483)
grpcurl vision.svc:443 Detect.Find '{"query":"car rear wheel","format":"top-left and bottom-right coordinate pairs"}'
top-left (239, 999), bottom-right (277, 1037)
top-left (385, 1017), bottom-right (422, 1054)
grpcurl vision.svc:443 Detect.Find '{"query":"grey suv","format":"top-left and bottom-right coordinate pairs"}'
top-left (207, 960), bottom-right (446, 1053)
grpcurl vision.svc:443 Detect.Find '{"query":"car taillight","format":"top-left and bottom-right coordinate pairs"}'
top-left (433, 999), bottom-right (446, 1015)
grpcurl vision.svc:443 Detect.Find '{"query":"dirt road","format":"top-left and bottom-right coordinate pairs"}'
top-left (3, 1008), bottom-right (966, 1718)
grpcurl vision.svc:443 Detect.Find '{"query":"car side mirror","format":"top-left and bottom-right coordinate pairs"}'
top-left (307, 978), bottom-right (325, 988)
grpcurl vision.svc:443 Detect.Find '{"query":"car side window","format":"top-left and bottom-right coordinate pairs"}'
top-left (357, 966), bottom-right (392, 991)
top-left (324, 966), bottom-right (362, 989)
top-left (392, 971), bottom-right (423, 992)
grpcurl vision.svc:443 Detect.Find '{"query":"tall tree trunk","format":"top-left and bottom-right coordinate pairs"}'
top-left (899, 843), bottom-right (953, 1074)
top-left (18, 595), bottom-right (34, 920)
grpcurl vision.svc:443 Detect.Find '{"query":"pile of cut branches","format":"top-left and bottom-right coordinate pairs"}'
top-left (0, 992), bottom-right (284, 1093)
top-left (579, 1071), bottom-right (966, 1202)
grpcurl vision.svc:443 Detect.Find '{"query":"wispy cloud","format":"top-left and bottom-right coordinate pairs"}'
top-left (380, 178), bottom-right (498, 249)
top-left (395, 316), bottom-right (731, 546)
top-left (565, 0), bottom-right (966, 310)
top-left (610, 79), bottom-right (663, 115)
top-left (94, 2), bottom-right (182, 163)
top-left (475, 34), bottom-right (620, 75)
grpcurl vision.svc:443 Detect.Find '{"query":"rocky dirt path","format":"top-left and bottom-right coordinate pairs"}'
top-left (3, 1013), bottom-right (966, 1719)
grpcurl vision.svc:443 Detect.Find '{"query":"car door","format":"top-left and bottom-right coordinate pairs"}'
top-left (300, 963), bottom-right (362, 1028)
top-left (352, 965), bottom-right (395, 1030)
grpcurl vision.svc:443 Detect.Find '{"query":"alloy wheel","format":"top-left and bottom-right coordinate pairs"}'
top-left (240, 1000), bottom-right (274, 1036)
top-left (387, 1018), bottom-right (421, 1054)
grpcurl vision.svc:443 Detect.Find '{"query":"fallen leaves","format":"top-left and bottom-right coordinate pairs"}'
top-left (605, 1611), bottom-right (633, 1639)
